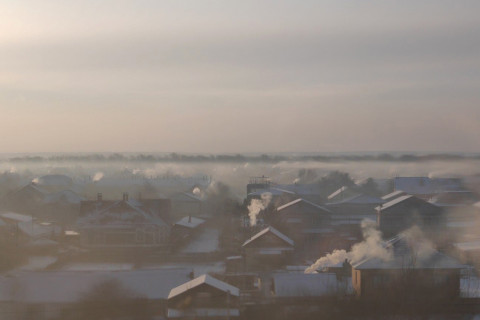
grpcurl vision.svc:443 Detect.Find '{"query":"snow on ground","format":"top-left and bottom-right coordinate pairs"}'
top-left (18, 256), bottom-right (57, 271)
top-left (180, 228), bottom-right (220, 254)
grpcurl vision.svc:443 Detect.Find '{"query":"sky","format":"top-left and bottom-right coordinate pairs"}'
top-left (1, 1), bottom-right (479, 153)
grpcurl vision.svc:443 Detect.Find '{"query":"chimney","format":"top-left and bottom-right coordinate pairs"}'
top-left (188, 215), bottom-right (192, 223)
top-left (97, 193), bottom-right (103, 202)
top-left (123, 192), bottom-right (129, 201)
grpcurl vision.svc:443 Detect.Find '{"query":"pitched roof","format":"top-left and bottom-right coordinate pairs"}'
top-left (328, 194), bottom-right (385, 205)
top-left (0, 212), bottom-right (33, 223)
top-left (168, 274), bottom-right (239, 300)
top-left (352, 234), bottom-right (464, 270)
top-left (170, 192), bottom-right (203, 202)
top-left (242, 226), bottom-right (294, 247)
top-left (175, 216), bottom-right (206, 229)
top-left (78, 199), bottom-right (167, 227)
top-left (381, 190), bottom-right (407, 201)
top-left (353, 251), bottom-right (463, 270)
top-left (277, 198), bottom-right (331, 213)
top-left (375, 195), bottom-right (414, 211)
top-left (327, 186), bottom-right (350, 200)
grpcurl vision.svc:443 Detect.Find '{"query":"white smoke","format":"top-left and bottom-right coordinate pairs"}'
top-left (248, 192), bottom-right (272, 227)
top-left (305, 219), bottom-right (392, 273)
top-left (92, 172), bottom-right (104, 182)
top-left (192, 187), bottom-right (201, 196)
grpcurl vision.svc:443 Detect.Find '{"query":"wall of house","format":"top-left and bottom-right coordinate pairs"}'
top-left (353, 268), bottom-right (460, 300)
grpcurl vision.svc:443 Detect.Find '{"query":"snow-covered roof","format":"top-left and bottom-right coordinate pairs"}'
top-left (327, 186), bottom-right (350, 200)
top-left (273, 273), bottom-right (338, 297)
top-left (171, 192), bottom-right (203, 202)
top-left (0, 212), bottom-right (33, 223)
top-left (375, 195), bottom-right (414, 211)
top-left (168, 274), bottom-right (239, 300)
top-left (242, 226), bottom-right (294, 247)
top-left (248, 187), bottom-right (294, 197)
top-left (0, 268), bottom-right (193, 303)
top-left (277, 198), bottom-right (331, 213)
top-left (328, 194), bottom-right (385, 205)
top-left (175, 216), bottom-right (206, 229)
top-left (274, 183), bottom-right (321, 196)
top-left (78, 199), bottom-right (168, 227)
top-left (381, 190), bottom-right (407, 201)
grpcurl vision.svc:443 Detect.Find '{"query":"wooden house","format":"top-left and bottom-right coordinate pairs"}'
top-left (167, 274), bottom-right (240, 319)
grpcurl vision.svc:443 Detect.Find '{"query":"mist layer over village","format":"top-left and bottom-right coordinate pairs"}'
top-left (1, 153), bottom-right (480, 319)
top-left (2, 0), bottom-right (480, 318)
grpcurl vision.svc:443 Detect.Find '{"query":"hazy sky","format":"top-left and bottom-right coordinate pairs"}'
top-left (1, 1), bottom-right (479, 153)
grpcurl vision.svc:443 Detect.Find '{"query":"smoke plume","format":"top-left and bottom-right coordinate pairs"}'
top-left (192, 187), bottom-right (201, 196)
top-left (305, 219), bottom-right (392, 273)
top-left (248, 192), bottom-right (272, 227)
top-left (92, 172), bottom-right (104, 182)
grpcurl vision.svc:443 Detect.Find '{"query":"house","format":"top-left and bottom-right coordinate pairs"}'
top-left (393, 177), bottom-right (463, 200)
top-left (381, 190), bottom-right (408, 202)
top-left (170, 192), bottom-right (205, 219)
top-left (167, 274), bottom-right (240, 319)
top-left (275, 198), bottom-right (331, 232)
top-left (32, 174), bottom-right (74, 192)
top-left (242, 226), bottom-right (294, 270)
top-left (454, 240), bottom-right (480, 268)
top-left (272, 273), bottom-right (343, 300)
top-left (376, 195), bottom-right (444, 237)
top-left (428, 190), bottom-right (478, 208)
top-left (0, 268), bottom-right (193, 320)
top-left (2, 183), bottom-right (84, 224)
top-left (327, 186), bottom-right (358, 203)
top-left (0, 212), bottom-right (61, 246)
top-left (246, 176), bottom-right (322, 205)
top-left (351, 233), bottom-right (464, 300)
top-left (77, 193), bottom-right (171, 249)
top-left (327, 194), bottom-right (384, 232)
top-left (170, 216), bottom-right (206, 248)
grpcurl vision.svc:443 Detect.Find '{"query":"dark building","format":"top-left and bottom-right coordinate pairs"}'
top-left (77, 193), bottom-right (171, 249)
top-left (351, 234), bottom-right (463, 301)
top-left (167, 274), bottom-right (240, 319)
top-left (376, 195), bottom-right (444, 237)
top-left (242, 226), bottom-right (294, 270)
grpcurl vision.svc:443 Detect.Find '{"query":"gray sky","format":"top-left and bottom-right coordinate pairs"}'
top-left (1, 1), bottom-right (479, 153)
